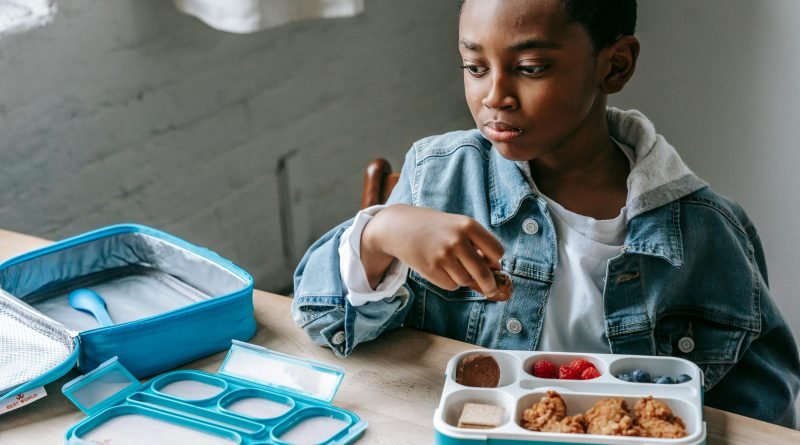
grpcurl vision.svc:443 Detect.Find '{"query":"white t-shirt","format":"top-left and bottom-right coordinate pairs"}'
top-left (338, 140), bottom-right (634, 353)
top-left (532, 194), bottom-right (625, 352)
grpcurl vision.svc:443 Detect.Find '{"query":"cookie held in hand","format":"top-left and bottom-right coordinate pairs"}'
top-left (485, 270), bottom-right (513, 301)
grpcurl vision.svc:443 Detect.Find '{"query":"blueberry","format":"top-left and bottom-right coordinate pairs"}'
top-left (617, 373), bottom-right (633, 382)
top-left (654, 376), bottom-right (675, 384)
top-left (676, 374), bottom-right (692, 383)
top-left (631, 369), bottom-right (651, 383)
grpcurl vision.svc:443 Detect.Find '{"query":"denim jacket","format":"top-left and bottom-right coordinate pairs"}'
top-left (292, 110), bottom-right (800, 427)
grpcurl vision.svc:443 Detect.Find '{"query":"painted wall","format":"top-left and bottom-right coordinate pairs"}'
top-left (0, 0), bottom-right (470, 292)
top-left (611, 0), bottom-right (800, 364)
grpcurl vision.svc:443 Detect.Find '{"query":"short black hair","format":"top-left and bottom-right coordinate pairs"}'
top-left (457, 0), bottom-right (637, 51)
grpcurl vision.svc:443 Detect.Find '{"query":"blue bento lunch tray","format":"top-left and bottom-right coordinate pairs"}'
top-left (62, 340), bottom-right (367, 445)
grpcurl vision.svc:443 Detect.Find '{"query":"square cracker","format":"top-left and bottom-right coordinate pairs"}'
top-left (457, 402), bottom-right (505, 429)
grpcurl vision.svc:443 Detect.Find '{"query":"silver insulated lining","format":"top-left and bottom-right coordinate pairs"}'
top-left (0, 290), bottom-right (74, 395)
top-left (0, 231), bottom-right (248, 331)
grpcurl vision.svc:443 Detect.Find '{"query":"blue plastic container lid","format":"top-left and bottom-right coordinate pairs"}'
top-left (218, 340), bottom-right (345, 404)
top-left (62, 356), bottom-right (140, 415)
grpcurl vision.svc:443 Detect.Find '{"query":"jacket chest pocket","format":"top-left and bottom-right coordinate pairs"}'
top-left (405, 271), bottom-right (488, 343)
top-left (654, 313), bottom-right (755, 389)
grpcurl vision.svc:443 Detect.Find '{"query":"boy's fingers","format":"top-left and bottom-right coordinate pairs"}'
top-left (457, 244), bottom-right (499, 297)
top-left (475, 248), bottom-right (502, 270)
top-left (442, 259), bottom-right (473, 289)
top-left (466, 226), bottom-right (504, 265)
top-left (425, 269), bottom-right (459, 291)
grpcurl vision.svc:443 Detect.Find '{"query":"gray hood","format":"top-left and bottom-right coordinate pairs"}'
top-left (608, 107), bottom-right (708, 219)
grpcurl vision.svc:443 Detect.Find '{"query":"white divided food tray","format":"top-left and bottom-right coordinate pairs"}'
top-left (434, 350), bottom-right (707, 445)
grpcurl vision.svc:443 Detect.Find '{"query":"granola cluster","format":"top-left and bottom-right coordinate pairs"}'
top-left (521, 391), bottom-right (688, 438)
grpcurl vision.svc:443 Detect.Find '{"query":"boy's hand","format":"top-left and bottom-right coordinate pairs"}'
top-left (360, 204), bottom-right (506, 299)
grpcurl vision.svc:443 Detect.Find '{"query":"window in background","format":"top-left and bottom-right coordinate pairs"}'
top-left (172, 0), bottom-right (364, 34)
top-left (0, 0), bottom-right (56, 37)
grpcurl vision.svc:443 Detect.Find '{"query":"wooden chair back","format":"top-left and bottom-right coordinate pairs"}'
top-left (361, 158), bottom-right (400, 209)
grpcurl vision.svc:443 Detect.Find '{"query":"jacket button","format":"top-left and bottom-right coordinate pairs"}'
top-left (678, 336), bottom-right (695, 353)
top-left (506, 318), bottom-right (522, 334)
top-left (522, 219), bottom-right (539, 235)
top-left (331, 331), bottom-right (346, 346)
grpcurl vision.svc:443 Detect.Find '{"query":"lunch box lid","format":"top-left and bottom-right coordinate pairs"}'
top-left (62, 340), bottom-right (347, 417)
top-left (218, 340), bottom-right (346, 404)
top-left (62, 356), bottom-right (140, 416)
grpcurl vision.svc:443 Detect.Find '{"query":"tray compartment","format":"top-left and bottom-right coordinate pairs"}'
top-left (608, 356), bottom-right (701, 386)
top-left (218, 388), bottom-right (296, 421)
top-left (514, 390), bottom-right (703, 441)
top-left (271, 406), bottom-right (354, 445)
top-left (441, 388), bottom-right (516, 430)
top-left (151, 371), bottom-right (228, 403)
top-left (521, 352), bottom-right (606, 380)
top-left (450, 350), bottom-right (521, 388)
top-left (72, 404), bottom-right (243, 445)
top-left (127, 392), bottom-right (265, 436)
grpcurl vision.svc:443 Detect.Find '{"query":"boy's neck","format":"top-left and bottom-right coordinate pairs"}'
top-left (530, 125), bottom-right (630, 220)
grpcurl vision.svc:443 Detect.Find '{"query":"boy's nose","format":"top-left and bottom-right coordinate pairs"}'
top-left (482, 74), bottom-right (518, 110)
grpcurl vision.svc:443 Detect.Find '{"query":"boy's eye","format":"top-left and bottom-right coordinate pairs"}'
top-left (461, 65), bottom-right (489, 77)
top-left (518, 64), bottom-right (549, 76)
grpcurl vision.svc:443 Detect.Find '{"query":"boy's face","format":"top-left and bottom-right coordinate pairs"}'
top-left (459, 0), bottom-right (605, 161)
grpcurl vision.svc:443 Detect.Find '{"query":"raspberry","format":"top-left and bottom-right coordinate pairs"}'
top-left (567, 359), bottom-right (595, 374)
top-left (558, 364), bottom-right (582, 380)
top-left (580, 366), bottom-right (601, 380)
top-left (532, 359), bottom-right (557, 379)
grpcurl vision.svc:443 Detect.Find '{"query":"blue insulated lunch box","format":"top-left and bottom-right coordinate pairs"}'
top-left (0, 224), bottom-right (256, 404)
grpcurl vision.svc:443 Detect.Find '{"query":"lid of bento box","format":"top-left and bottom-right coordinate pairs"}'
top-left (218, 340), bottom-right (345, 404)
top-left (62, 356), bottom-right (140, 415)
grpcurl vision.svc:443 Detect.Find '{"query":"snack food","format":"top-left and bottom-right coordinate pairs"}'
top-left (616, 369), bottom-right (692, 384)
top-left (520, 391), bottom-right (687, 439)
top-left (634, 396), bottom-right (688, 439)
top-left (486, 270), bottom-right (513, 301)
top-left (584, 397), bottom-right (643, 436)
top-left (457, 402), bottom-right (504, 429)
top-left (532, 359), bottom-right (557, 379)
top-left (521, 391), bottom-right (587, 434)
top-left (455, 354), bottom-right (500, 387)
top-left (532, 358), bottom-right (600, 380)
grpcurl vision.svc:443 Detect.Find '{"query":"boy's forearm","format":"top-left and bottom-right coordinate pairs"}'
top-left (360, 217), bottom-right (396, 289)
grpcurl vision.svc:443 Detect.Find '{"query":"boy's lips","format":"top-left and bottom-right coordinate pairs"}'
top-left (483, 121), bottom-right (523, 142)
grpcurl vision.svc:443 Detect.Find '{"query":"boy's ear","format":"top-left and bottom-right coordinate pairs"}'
top-left (599, 36), bottom-right (640, 94)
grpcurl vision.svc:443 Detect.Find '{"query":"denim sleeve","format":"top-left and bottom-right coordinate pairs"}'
top-left (291, 148), bottom-right (418, 357)
top-left (704, 229), bottom-right (800, 428)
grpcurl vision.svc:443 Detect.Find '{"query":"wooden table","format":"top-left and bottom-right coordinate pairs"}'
top-left (0, 228), bottom-right (798, 444)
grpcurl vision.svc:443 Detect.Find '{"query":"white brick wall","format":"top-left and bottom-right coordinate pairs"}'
top-left (0, 0), bottom-right (472, 292)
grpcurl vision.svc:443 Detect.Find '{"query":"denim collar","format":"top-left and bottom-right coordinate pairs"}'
top-left (487, 144), bottom-right (684, 267)
top-left (624, 201), bottom-right (684, 267)
top-left (488, 148), bottom-right (535, 227)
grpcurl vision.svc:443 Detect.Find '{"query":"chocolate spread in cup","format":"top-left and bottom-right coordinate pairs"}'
top-left (455, 354), bottom-right (501, 387)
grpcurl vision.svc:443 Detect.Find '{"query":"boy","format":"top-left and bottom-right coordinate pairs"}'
top-left (292, 0), bottom-right (800, 427)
